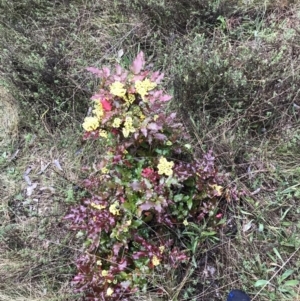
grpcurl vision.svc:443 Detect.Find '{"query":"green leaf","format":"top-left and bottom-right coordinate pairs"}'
top-left (279, 269), bottom-right (294, 283)
top-left (282, 280), bottom-right (299, 287)
top-left (254, 280), bottom-right (269, 287)
top-left (187, 198), bottom-right (193, 210)
top-left (273, 247), bottom-right (284, 264)
top-left (278, 287), bottom-right (291, 293)
top-left (123, 201), bottom-right (136, 212)
top-left (217, 217), bottom-right (226, 225)
top-left (192, 239), bottom-right (198, 253)
top-left (174, 194), bottom-right (184, 202)
top-left (200, 231), bottom-right (216, 237)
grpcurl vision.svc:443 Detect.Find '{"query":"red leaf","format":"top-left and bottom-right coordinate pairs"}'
top-left (130, 51), bottom-right (145, 74)
top-left (141, 167), bottom-right (153, 178)
top-left (216, 213), bottom-right (223, 219)
top-left (101, 99), bottom-right (112, 111)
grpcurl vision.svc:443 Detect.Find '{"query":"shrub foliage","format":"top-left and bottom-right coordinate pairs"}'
top-left (65, 52), bottom-right (228, 300)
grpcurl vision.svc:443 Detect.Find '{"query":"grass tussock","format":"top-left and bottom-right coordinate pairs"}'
top-left (1, 0), bottom-right (300, 300)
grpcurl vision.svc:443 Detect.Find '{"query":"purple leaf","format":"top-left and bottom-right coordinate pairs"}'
top-left (147, 123), bottom-right (162, 131)
top-left (132, 74), bottom-right (146, 82)
top-left (120, 280), bottom-right (131, 289)
top-left (140, 127), bottom-right (148, 137)
top-left (113, 75), bottom-right (121, 81)
top-left (120, 70), bottom-right (128, 81)
top-left (151, 71), bottom-right (164, 83)
top-left (116, 64), bottom-right (122, 75)
top-left (145, 189), bottom-right (153, 199)
top-left (153, 133), bottom-right (167, 141)
top-left (160, 94), bottom-right (172, 102)
top-left (150, 71), bottom-right (159, 82)
top-left (118, 259), bottom-right (127, 271)
top-left (170, 112), bottom-right (176, 119)
top-left (113, 243), bottom-right (123, 256)
top-left (138, 198), bottom-right (166, 213)
top-left (91, 90), bottom-right (108, 100)
top-left (86, 67), bottom-right (102, 77)
top-left (102, 67), bottom-right (110, 77)
top-left (130, 51), bottom-right (145, 74)
top-left (155, 72), bottom-right (164, 83)
top-left (131, 180), bottom-right (142, 191)
top-left (151, 90), bottom-right (162, 98)
top-left (132, 251), bottom-right (147, 259)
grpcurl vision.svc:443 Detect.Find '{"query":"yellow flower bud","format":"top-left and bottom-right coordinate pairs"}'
top-left (152, 255), bottom-right (160, 266)
top-left (106, 287), bottom-right (114, 296)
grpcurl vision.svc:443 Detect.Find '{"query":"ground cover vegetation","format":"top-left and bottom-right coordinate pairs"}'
top-left (0, 0), bottom-right (300, 300)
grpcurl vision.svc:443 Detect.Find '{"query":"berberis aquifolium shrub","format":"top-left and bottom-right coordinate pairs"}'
top-left (65, 52), bottom-right (228, 300)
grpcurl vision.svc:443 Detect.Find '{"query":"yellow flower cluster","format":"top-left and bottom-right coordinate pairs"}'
top-left (109, 202), bottom-right (120, 215)
top-left (99, 129), bottom-right (108, 138)
top-left (131, 105), bottom-right (145, 120)
top-left (157, 157), bottom-right (174, 176)
top-left (112, 117), bottom-right (122, 128)
top-left (152, 255), bottom-right (160, 266)
top-left (123, 93), bottom-right (135, 105)
top-left (135, 79), bottom-right (157, 101)
top-left (122, 116), bottom-right (136, 138)
top-left (93, 100), bottom-right (104, 120)
top-left (82, 100), bottom-right (104, 132)
top-left (101, 167), bottom-right (109, 174)
top-left (82, 116), bottom-right (99, 132)
top-left (110, 81), bottom-right (126, 97)
top-left (91, 203), bottom-right (106, 210)
top-left (123, 220), bottom-right (132, 232)
top-left (159, 246), bottom-right (165, 254)
top-left (210, 184), bottom-right (223, 196)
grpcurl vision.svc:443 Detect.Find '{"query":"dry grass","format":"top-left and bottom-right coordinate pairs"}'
top-left (1, 0), bottom-right (300, 300)
top-left (0, 85), bottom-right (19, 148)
top-left (0, 121), bottom-right (84, 300)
